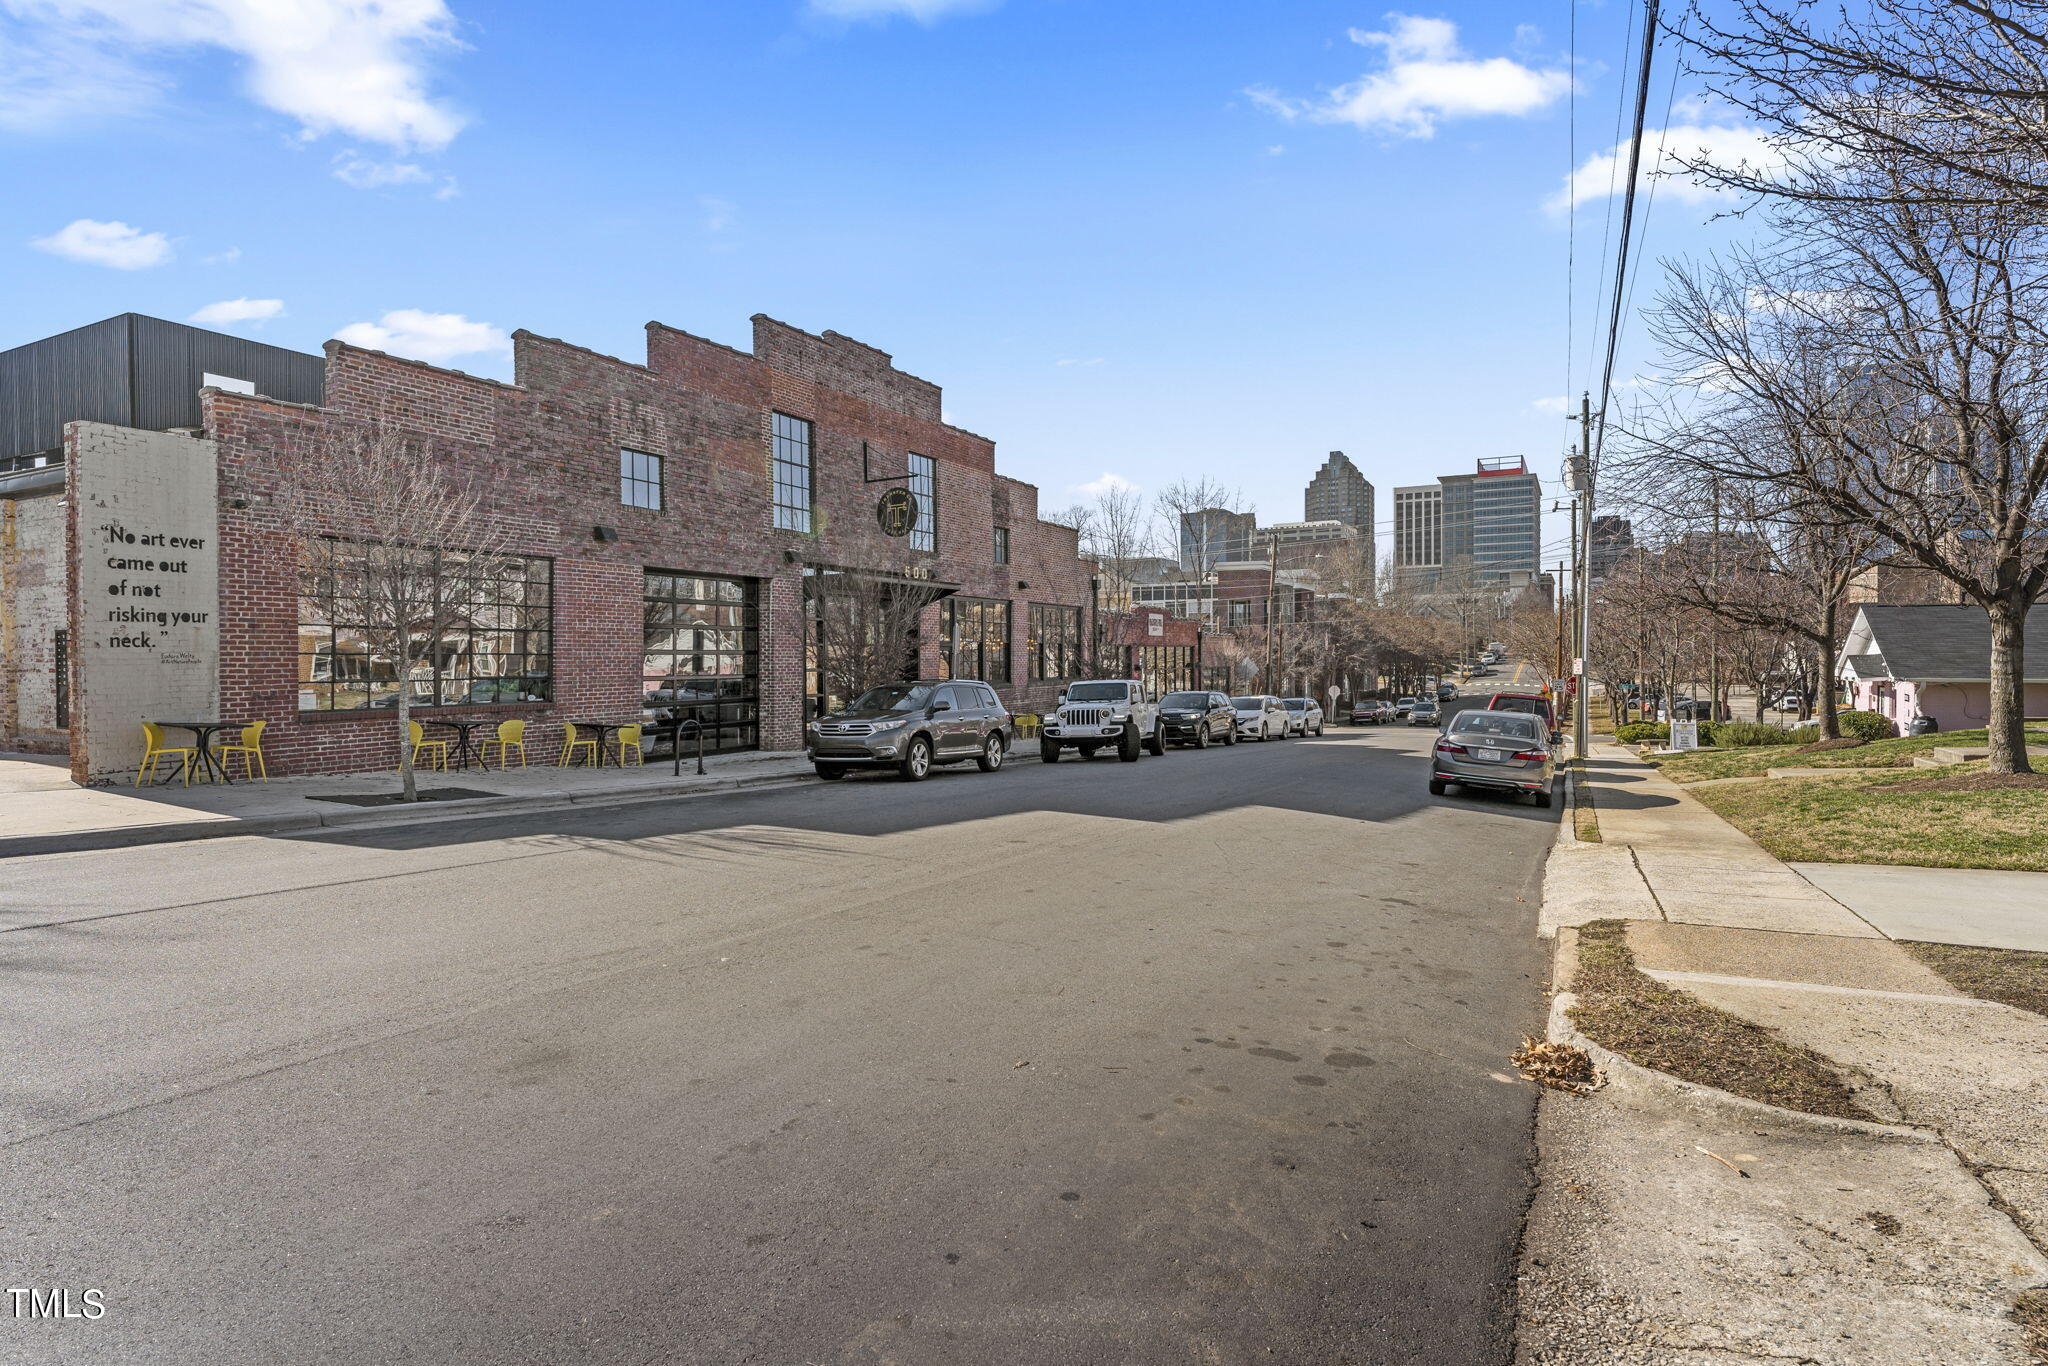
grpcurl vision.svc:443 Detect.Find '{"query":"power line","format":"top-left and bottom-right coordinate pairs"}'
top-left (1592, 0), bottom-right (1664, 470)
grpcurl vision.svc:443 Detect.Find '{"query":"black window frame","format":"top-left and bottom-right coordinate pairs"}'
top-left (1027, 602), bottom-right (1082, 680)
top-left (296, 545), bottom-right (555, 712)
top-left (641, 570), bottom-right (760, 755)
top-left (993, 525), bottom-right (1010, 564)
top-left (771, 412), bottom-right (815, 534)
top-left (907, 452), bottom-right (936, 553)
top-left (938, 596), bottom-right (1009, 684)
top-left (620, 447), bottom-right (663, 510)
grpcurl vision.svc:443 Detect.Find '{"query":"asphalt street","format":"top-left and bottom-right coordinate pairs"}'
top-left (1, 709), bottom-right (1558, 1365)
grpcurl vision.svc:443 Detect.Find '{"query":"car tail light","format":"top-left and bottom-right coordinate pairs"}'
top-left (1512, 749), bottom-right (1549, 761)
top-left (1435, 741), bottom-right (1467, 755)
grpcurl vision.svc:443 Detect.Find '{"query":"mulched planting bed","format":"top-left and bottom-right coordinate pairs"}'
top-left (308, 788), bottom-right (503, 807)
top-left (1568, 919), bottom-right (1874, 1120)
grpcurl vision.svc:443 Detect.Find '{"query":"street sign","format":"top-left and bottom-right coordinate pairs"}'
top-left (1669, 720), bottom-right (1699, 751)
top-left (1325, 684), bottom-right (1339, 700)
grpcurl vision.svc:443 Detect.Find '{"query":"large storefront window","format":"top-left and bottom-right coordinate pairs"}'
top-left (643, 572), bottom-right (759, 754)
top-left (938, 596), bottom-right (1009, 683)
top-left (1027, 603), bottom-right (1081, 680)
top-left (297, 546), bottom-right (553, 711)
top-left (1134, 644), bottom-right (1196, 695)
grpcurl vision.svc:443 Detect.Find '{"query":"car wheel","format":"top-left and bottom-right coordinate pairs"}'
top-left (1428, 778), bottom-right (1448, 796)
top-left (1532, 786), bottom-right (1554, 808)
top-left (1145, 724), bottom-right (1166, 757)
top-left (813, 763), bottom-right (849, 781)
top-left (977, 733), bottom-right (1005, 773)
top-left (1194, 725), bottom-right (1210, 749)
top-left (1118, 723), bottom-right (1142, 762)
top-left (1040, 738), bottom-right (1061, 764)
top-left (899, 736), bottom-right (933, 781)
top-left (1315, 723), bottom-right (1325, 736)
top-left (1224, 725), bottom-right (1238, 745)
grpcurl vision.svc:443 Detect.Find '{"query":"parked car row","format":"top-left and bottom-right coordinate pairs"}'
top-left (804, 678), bottom-right (1331, 782)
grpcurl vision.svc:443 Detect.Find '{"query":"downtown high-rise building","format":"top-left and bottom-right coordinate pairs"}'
top-left (1177, 507), bottom-right (1256, 571)
top-left (1303, 450), bottom-right (1374, 584)
top-left (1391, 457), bottom-right (1542, 588)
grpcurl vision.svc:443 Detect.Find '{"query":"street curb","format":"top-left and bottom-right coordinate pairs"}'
top-left (1544, 928), bottom-right (1938, 1143)
top-left (0, 769), bottom-right (817, 861)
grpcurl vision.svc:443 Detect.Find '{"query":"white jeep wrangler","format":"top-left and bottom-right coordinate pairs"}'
top-left (1039, 679), bottom-right (1165, 763)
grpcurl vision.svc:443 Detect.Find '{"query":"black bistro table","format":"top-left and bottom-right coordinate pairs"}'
top-left (420, 716), bottom-right (495, 771)
top-left (565, 719), bottom-right (634, 767)
top-left (152, 719), bottom-right (240, 785)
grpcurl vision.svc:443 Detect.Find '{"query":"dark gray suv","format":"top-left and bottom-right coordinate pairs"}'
top-left (807, 680), bottom-right (1012, 782)
top-left (1158, 691), bottom-right (1239, 748)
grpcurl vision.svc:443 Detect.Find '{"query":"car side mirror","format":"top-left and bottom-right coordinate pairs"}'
top-left (929, 700), bottom-right (952, 714)
top-left (1550, 729), bottom-right (1563, 745)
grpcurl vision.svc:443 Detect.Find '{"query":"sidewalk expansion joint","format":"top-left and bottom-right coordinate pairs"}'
top-left (1638, 969), bottom-right (2013, 1008)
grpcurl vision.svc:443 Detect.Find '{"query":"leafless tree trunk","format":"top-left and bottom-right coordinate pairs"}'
top-left (1153, 478), bottom-right (1247, 578)
top-left (274, 419), bottom-right (522, 800)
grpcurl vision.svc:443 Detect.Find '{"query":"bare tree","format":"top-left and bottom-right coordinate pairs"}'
top-left (276, 419), bottom-right (523, 801)
top-left (1641, 193), bottom-right (2048, 769)
top-left (1153, 477), bottom-right (1247, 578)
top-left (800, 521), bottom-right (931, 715)
top-left (1676, 0), bottom-right (2048, 212)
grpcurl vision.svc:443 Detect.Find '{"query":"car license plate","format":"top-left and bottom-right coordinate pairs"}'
top-left (1475, 748), bottom-right (1504, 762)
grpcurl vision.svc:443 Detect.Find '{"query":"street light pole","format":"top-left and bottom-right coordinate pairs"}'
top-left (1572, 397), bottom-right (1595, 760)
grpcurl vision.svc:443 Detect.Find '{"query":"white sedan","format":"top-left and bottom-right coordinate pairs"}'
top-left (1280, 697), bottom-right (1324, 736)
top-left (1229, 695), bottom-right (1291, 741)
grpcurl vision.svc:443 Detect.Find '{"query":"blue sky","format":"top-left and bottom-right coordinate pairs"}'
top-left (1, 0), bottom-right (1756, 566)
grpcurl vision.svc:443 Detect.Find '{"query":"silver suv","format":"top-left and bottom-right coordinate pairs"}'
top-left (808, 680), bottom-right (1012, 782)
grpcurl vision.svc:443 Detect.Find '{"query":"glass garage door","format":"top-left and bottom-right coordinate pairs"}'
top-left (642, 572), bottom-right (759, 755)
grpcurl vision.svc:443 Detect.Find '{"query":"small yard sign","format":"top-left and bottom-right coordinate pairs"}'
top-left (1669, 719), bottom-right (1699, 751)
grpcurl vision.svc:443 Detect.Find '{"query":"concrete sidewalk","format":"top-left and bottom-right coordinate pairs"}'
top-left (0, 748), bottom-right (819, 859)
top-left (1521, 746), bottom-right (2048, 1365)
top-left (1791, 861), bottom-right (2048, 952)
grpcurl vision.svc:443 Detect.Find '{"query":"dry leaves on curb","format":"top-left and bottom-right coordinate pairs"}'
top-left (1512, 1036), bottom-right (1605, 1095)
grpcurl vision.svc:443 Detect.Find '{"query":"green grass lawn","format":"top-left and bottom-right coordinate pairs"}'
top-left (1691, 764), bottom-right (2048, 871)
top-left (1650, 726), bottom-right (2048, 785)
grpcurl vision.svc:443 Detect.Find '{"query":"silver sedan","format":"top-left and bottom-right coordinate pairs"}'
top-left (1428, 709), bottom-right (1556, 808)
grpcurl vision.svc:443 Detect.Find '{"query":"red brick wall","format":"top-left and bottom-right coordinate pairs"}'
top-left (203, 316), bottom-right (1096, 775)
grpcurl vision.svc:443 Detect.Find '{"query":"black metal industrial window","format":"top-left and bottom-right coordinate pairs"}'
top-left (297, 549), bottom-right (553, 710)
top-left (620, 448), bottom-right (662, 510)
top-left (993, 526), bottom-right (1010, 565)
top-left (1134, 645), bottom-right (1195, 694)
top-left (642, 571), bottom-right (759, 754)
top-left (938, 597), bottom-right (1008, 683)
top-left (908, 452), bottom-right (936, 552)
top-left (772, 413), bottom-right (814, 533)
top-left (1027, 603), bottom-right (1081, 680)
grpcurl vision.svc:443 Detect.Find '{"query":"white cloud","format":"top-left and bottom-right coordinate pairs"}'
top-left (1070, 472), bottom-right (1138, 498)
top-left (0, 0), bottom-right (466, 149)
top-left (334, 309), bottom-right (510, 365)
top-left (1530, 395), bottom-right (1570, 416)
top-left (1055, 356), bottom-right (1104, 367)
top-left (330, 152), bottom-right (458, 197)
top-left (1253, 15), bottom-right (1571, 139)
top-left (1549, 119), bottom-right (1784, 213)
top-left (807, 0), bottom-right (995, 21)
top-left (31, 217), bottom-right (171, 268)
top-left (203, 245), bottom-right (242, 264)
top-left (189, 296), bottom-right (283, 326)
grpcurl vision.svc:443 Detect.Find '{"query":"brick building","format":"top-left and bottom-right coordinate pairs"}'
top-left (5, 313), bottom-right (1101, 781)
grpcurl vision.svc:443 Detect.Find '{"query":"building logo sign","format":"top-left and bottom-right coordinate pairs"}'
top-left (876, 488), bottom-right (919, 538)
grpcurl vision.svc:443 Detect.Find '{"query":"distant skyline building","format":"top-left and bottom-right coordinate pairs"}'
top-left (1177, 506), bottom-right (1255, 571)
top-left (1251, 519), bottom-right (1363, 577)
top-left (1440, 456), bottom-right (1541, 584)
top-left (1588, 515), bottom-right (1634, 581)
top-left (1391, 457), bottom-right (1541, 588)
top-left (1302, 451), bottom-right (1375, 583)
top-left (1392, 484), bottom-right (1443, 585)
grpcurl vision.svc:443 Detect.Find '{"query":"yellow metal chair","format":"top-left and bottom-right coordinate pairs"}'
top-left (557, 722), bottom-right (599, 767)
top-left (213, 719), bottom-right (269, 780)
top-left (478, 719), bottom-right (529, 769)
top-left (610, 723), bottom-right (645, 766)
top-left (136, 721), bottom-right (196, 787)
top-left (407, 720), bottom-right (449, 772)
top-left (1013, 712), bottom-right (1040, 739)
